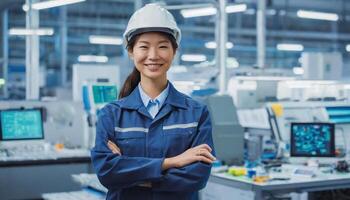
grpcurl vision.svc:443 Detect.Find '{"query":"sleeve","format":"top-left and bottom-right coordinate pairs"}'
top-left (90, 107), bottom-right (164, 190)
top-left (152, 106), bottom-right (215, 192)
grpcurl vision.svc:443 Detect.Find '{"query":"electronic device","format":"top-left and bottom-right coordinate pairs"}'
top-left (0, 108), bottom-right (44, 141)
top-left (290, 122), bottom-right (335, 157)
top-left (335, 160), bottom-right (349, 172)
top-left (292, 168), bottom-right (316, 178)
top-left (83, 83), bottom-right (118, 114)
top-left (91, 84), bottom-right (118, 105)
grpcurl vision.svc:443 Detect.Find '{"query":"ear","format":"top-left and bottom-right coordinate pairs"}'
top-left (128, 50), bottom-right (134, 60)
top-left (172, 48), bottom-right (177, 56)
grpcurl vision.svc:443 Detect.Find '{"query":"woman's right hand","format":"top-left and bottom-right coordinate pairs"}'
top-left (162, 144), bottom-right (216, 170)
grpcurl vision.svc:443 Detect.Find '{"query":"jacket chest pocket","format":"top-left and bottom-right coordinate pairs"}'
top-left (163, 127), bottom-right (195, 157)
top-left (114, 131), bottom-right (146, 157)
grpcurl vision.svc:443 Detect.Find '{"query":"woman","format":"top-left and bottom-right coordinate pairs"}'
top-left (91, 4), bottom-right (215, 200)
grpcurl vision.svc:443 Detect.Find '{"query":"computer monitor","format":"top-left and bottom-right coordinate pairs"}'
top-left (0, 109), bottom-right (44, 141)
top-left (290, 122), bottom-right (335, 157)
top-left (92, 84), bottom-right (118, 104)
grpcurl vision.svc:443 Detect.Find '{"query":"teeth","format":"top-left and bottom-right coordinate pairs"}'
top-left (146, 64), bottom-right (161, 67)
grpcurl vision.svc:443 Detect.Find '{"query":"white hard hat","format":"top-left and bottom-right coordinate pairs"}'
top-left (123, 3), bottom-right (181, 47)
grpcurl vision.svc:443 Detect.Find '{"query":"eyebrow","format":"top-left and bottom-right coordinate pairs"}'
top-left (137, 40), bottom-right (170, 44)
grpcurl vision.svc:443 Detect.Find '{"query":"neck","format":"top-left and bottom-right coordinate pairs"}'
top-left (140, 77), bottom-right (168, 99)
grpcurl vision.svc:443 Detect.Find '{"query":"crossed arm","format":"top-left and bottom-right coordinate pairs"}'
top-left (107, 140), bottom-right (215, 188)
top-left (91, 106), bottom-right (215, 191)
top-left (107, 140), bottom-right (215, 170)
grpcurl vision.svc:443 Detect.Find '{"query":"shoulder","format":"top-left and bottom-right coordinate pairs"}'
top-left (98, 99), bottom-right (123, 116)
top-left (176, 90), bottom-right (208, 112)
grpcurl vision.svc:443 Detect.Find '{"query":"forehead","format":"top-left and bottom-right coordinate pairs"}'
top-left (135, 32), bottom-right (171, 43)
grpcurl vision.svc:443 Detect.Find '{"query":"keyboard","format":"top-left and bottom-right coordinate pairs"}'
top-left (0, 145), bottom-right (90, 161)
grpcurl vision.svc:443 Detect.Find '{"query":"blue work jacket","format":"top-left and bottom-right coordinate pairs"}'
top-left (91, 82), bottom-right (214, 200)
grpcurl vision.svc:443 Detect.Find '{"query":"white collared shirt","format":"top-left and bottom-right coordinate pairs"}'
top-left (138, 82), bottom-right (169, 118)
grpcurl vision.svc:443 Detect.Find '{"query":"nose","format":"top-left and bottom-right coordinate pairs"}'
top-left (147, 47), bottom-right (159, 60)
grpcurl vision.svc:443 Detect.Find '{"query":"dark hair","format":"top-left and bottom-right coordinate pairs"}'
top-left (118, 32), bottom-right (178, 99)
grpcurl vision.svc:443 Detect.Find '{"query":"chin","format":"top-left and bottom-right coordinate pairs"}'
top-left (145, 71), bottom-right (164, 77)
top-left (144, 73), bottom-right (166, 80)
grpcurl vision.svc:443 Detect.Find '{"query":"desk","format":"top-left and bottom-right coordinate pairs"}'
top-left (202, 172), bottom-right (350, 200)
top-left (0, 152), bottom-right (92, 200)
top-left (42, 173), bottom-right (107, 200)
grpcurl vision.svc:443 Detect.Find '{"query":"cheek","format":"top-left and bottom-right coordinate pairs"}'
top-left (162, 52), bottom-right (175, 63)
top-left (133, 53), bottom-right (146, 64)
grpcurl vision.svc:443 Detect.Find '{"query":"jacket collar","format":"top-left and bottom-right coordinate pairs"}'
top-left (164, 82), bottom-right (187, 109)
top-left (119, 81), bottom-right (187, 110)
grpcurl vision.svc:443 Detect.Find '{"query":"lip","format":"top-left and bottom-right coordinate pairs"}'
top-left (145, 63), bottom-right (163, 66)
top-left (145, 64), bottom-right (163, 72)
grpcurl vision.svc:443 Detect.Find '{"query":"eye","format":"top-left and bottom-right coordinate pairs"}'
top-left (139, 45), bottom-right (148, 49)
top-left (159, 45), bottom-right (169, 49)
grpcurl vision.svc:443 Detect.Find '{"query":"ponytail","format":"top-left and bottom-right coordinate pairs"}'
top-left (119, 67), bottom-right (140, 99)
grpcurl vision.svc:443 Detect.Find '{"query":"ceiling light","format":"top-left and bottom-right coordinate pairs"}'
top-left (266, 9), bottom-right (276, 15)
top-left (226, 42), bottom-right (234, 49)
top-left (297, 10), bottom-right (339, 21)
top-left (227, 57), bottom-right (239, 68)
top-left (205, 41), bottom-right (234, 49)
top-left (89, 35), bottom-right (123, 45)
top-left (168, 65), bottom-right (188, 73)
top-left (180, 7), bottom-right (216, 18)
top-left (181, 4), bottom-right (249, 18)
top-left (23, 0), bottom-right (85, 11)
top-left (9, 28), bottom-right (54, 36)
top-left (293, 67), bottom-right (304, 75)
top-left (78, 55), bottom-right (108, 63)
top-left (225, 4), bottom-right (247, 13)
top-left (346, 44), bottom-right (350, 52)
top-left (237, 76), bottom-right (295, 81)
top-left (0, 79), bottom-right (5, 85)
top-left (277, 43), bottom-right (304, 51)
top-left (205, 41), bottom-right (216, 49)
top-left (181, 54), bottom-right (207, 62)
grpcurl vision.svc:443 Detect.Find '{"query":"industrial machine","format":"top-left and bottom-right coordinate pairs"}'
top-left (206, 95), bottom-right (245, 165)
top-left (82, 82), bottom-right (118, 148)
top-left (266, 101), bottom-right (350, 164)
top-left (0, 101), bottom-right (90, 159)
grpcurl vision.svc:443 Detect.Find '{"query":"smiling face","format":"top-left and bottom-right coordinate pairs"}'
top-left (128, 32), bottom-right (176, 82)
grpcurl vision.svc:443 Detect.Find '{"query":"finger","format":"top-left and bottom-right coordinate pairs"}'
top-left (108, 145), bottom-right (120, 154)
top-left (108, 140), bottom-right (121, 152)
top-left (194, 144), bottom-right (212, 152)
top-left (197, 155), bottom-right (214, 164)
top-left (200, 150), bottom-right (216, 161)
top-left (107, 142), bottom-right (121, 155)
top-left (110, 143), bottom-right (121, 151)
top-left (107, 140), bottom-right (119, 148)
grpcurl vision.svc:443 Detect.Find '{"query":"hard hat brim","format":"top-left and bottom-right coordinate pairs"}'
top-left (126, 27), bottom-right (177, 44)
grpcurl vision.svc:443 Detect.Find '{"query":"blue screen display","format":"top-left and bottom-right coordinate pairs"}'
top-left (290, 123), bottom-right (335, 157)
top-left (92, 85), bottom-right (118, 104)
top-left (0, 109), bottom-right (44, 140)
